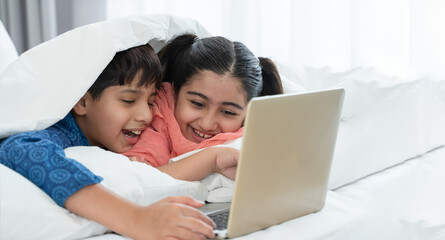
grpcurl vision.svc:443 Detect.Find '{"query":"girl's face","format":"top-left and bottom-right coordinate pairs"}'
top-left (174, 70), bottom-right (247, 143)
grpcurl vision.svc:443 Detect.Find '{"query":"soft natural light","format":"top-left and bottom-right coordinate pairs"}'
top-left (2, 1), bottom-right (445, 239)
top-left (106, 0), bottom-right (445, 79)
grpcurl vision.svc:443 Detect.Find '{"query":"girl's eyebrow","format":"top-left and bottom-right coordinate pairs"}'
top-left (187, 91), bottom-right (244, 110)
top-left (187, 91), bottom-right (208, 100)
top-left (222, 102), bottom-right (244, 110)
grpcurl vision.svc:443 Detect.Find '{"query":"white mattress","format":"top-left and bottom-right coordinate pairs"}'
top-left (84, 146), bottom-right (445, 240)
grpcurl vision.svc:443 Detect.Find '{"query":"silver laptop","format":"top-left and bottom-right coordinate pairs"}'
top-left (199, 88), bottom-right (345, 239)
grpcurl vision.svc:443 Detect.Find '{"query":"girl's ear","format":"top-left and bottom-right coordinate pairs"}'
top-left (72, 93), bottom-right (90, 116)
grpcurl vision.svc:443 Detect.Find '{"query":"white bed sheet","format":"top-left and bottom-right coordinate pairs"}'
top-left (84, 146), bottom-right (445, 240)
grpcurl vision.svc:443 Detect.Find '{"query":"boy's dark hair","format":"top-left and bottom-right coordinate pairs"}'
top-left (158, 34), bottom-right (282, 102)
top-left (88, 43), bottom-right (162, 100)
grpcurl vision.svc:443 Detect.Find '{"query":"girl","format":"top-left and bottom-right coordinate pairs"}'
top-left (123, 34), bottom-right (283, 181)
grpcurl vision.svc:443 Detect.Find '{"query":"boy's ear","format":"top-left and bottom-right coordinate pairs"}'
top-left (73, 93), bottom-right (90, 116)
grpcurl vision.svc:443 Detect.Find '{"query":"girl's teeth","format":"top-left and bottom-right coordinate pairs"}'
top-left (193, 129), bottom-right (212, 139)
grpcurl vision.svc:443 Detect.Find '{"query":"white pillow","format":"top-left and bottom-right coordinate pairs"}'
top-left (277, 63), bottom-right (445, 189)
top-left (0, 146), bottom-right (207, 240)
top-left (0, 20), bottom-right (18, 75)
top-left (69, 147), bottom-right (207, 205)
top-left (0, 14), bottom-right (211, 138)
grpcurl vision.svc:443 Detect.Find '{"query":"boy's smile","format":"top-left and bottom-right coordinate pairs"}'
top-left (122, 129), bottom-right (144, 145)
top-left (74, 77), bottom-right (157, 153)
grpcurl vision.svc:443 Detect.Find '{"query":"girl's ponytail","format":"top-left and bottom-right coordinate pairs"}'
top-left (259, 57), bottom-right (283, 96)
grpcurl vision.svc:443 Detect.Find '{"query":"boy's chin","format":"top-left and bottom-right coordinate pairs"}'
top-left (107, 144), bottom-right (132, 154)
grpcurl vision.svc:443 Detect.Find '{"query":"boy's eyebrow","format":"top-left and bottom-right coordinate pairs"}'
top-left (119, 89), bottom-right (140, 94)
top-left (119, 89), bottom-right (156, 96)
top-left (187, 91), bottom-right (244, 110)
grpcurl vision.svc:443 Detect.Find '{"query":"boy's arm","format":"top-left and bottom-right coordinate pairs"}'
top-left (0, 133), bottom-right (102, 207)
top-left (157, 147), bottom-right (239, 181)
top-left (1, 132), bottom-right (215, 239)
top-left (65, 184), bottom-right (215, 240)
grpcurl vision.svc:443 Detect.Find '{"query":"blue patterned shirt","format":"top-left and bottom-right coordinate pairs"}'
top-left (0, 113), bottom-right (103, 207)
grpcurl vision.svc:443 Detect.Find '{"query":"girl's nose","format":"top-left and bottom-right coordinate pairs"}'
top-left (198, 113), bottom-right (218, 132)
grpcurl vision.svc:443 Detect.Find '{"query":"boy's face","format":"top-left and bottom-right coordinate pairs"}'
top-left (74, 77), bottom-right (157, 153)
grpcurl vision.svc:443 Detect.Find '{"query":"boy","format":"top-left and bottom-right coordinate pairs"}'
top-left (0, 44), bottom-right (216, 240)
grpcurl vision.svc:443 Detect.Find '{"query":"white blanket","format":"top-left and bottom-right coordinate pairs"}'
top-left (170, 138), bottom-right (243, 203)
top-left (0, 14), bottom-right (214, 240)
top-left (0, 146), bottom-right (208, 240)
top-left (0, 14), bottom-right (211, 138)
top-left (84, 147), bottom-right (445, 240)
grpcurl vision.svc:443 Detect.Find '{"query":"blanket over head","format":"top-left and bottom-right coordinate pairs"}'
top-left (0, 14), bottom-right (211, 139)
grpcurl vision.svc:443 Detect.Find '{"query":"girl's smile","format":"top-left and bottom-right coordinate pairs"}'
top-left (174, 70), bottom-right (247, 143)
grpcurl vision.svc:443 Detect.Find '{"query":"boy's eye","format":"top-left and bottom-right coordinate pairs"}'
top-left (191, 100), bottom-right (204, 108)
top-left (122, 99), bottom-right (135, 104)
top-left (148, 96), bottom-right (156, 107)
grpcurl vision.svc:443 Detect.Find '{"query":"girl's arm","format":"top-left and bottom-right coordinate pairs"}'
top-left (65, 184), bottom-right (215, 240)
top-left (157, 147), bottom-right (239, 181)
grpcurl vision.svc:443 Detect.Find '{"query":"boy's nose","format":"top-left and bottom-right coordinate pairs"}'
top-left (135, 105), bottom-right (153, 126)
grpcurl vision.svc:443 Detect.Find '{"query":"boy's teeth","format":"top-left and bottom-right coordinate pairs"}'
top-left (124, 130), bottom-right (142, 138)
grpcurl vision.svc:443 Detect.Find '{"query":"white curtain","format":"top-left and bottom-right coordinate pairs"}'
top-left (106, 0), bottom-right (445, 79)
top-left (0, 0), bottom-right (107, 54)
top-left (0, 0), bottom-right (58, 54)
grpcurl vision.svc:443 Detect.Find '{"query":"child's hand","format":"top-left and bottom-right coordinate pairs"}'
top-left (128, 156), bottom-right (152, 166)
top-left (131, 196), bottom-right (215, 240)
top-left (65, 185), bottom-right (214, 240)
top-left (213, 147), bottom-right (239, 180)
top-left (157, 147), bottom-right (239, 181)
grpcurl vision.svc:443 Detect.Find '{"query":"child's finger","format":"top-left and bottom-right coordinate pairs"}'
top-left (177, 216), bottom-right (215, 239)
top-left (181, 205), bottom-right (216, 228)
top-left (165, 196), bottom-right (205, 208)
top-left (162, 196), bottom-right (216, 228)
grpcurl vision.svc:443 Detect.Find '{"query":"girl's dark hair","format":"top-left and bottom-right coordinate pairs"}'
top-left (158, 34), bottom-right (282, 102)
top-left (88, 43), bottom-right (162, 100)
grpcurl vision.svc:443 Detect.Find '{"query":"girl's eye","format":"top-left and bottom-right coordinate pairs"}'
top-left (191, 100), bottom-right (204, 108)
top-left (222, 109), bottom-right (237, 116)
top-left (148, 102), bottom-right (154, 107)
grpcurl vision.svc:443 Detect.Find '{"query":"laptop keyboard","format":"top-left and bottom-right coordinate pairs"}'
top-left (209, 211), bottom-right (230, 230)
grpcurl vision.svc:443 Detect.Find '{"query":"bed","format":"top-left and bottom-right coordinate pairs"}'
top-left (1, 15), bottom-right (445, 240)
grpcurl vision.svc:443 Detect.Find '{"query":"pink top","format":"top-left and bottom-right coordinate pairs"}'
top-left (123, 82), bottom-right (243, 167)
